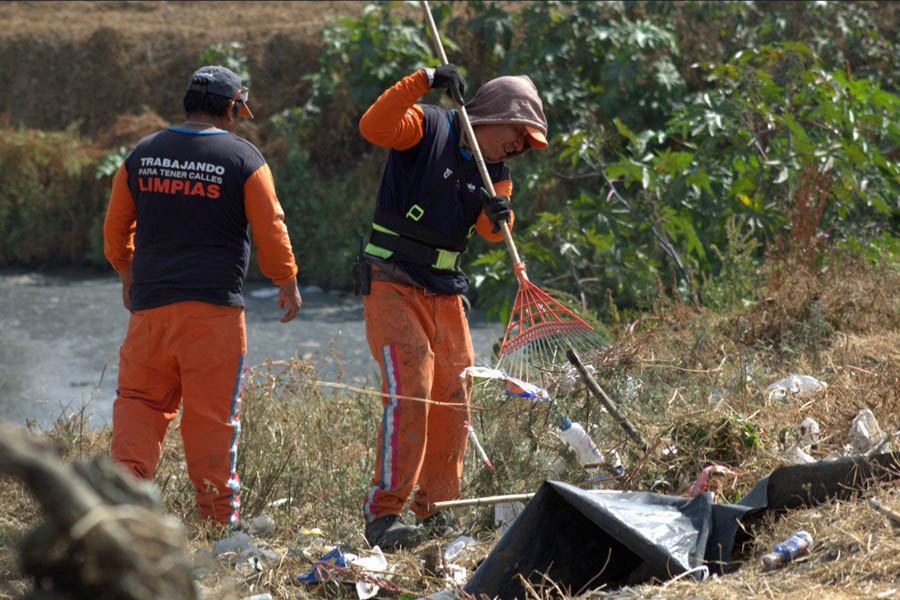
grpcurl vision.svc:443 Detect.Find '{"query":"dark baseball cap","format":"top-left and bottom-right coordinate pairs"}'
top-left (187, 65), bottom-right (253, 118)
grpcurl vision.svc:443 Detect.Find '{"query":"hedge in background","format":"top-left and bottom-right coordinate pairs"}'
top-left (0, 126), bottom-right (107, 268)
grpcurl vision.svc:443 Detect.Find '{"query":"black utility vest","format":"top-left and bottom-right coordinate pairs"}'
top-left (370, 105), bottom-right (509, 295)
top-left (124, 127), bottom-right (266, 310)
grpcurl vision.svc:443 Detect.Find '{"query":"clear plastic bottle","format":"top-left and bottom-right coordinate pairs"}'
top-left (558, 417), bottom-right (603, 466)
top-left (761, 531), bottom-right (813, 569)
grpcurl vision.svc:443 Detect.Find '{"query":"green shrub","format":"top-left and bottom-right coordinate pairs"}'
top-left (196, 42), bottom-right (251, 86)
top-left (266, 111), bottom-right (382, 289)
top-left (0, 125), bottom-right (107, 267)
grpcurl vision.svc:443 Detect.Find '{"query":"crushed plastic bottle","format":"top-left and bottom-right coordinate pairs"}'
top-left (558, 418), bottom-right (603, 466)
top-left (443, 535), bottom-right (476, 561)
top-left (761, 531), bottom-right (813, 569)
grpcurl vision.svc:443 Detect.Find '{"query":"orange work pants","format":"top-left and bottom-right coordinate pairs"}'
top-left (362, 281), bottom-right (474, 523)
top-left (110, 300), bottom-right (246, 525)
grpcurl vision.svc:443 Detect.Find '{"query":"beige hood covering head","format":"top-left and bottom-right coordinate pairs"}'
top-left (464, 75), bottom-right (548, 159)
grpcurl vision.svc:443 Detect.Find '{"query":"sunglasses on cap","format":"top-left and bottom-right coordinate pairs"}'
top-left (230, 87), bottom-right (254, 119)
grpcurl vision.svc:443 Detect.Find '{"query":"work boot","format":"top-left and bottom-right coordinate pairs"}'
top-left (420, 511), bottom-right (457, 539)
top-left (365, 515), bottom-right (422, 550)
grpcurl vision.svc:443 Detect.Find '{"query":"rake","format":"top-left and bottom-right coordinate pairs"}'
top-left (421, 1), bottom-right (608, 385)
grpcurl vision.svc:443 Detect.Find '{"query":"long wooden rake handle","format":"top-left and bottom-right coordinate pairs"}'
top-left (420, 1), bottom-right (527, 279)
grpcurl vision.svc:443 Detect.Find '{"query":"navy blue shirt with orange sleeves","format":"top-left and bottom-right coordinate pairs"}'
top-left (104, 127), bottom-right (298, 311)
top-left (359, 69), bottom-right (514, 296)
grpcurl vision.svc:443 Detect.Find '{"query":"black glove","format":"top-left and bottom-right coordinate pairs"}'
top-left (480, 187), bottom-right (511, 233)
top-left (431, 64), bottom-right (466, 104)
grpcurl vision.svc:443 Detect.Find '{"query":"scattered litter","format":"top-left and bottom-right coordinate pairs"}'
top-left (236, 555), bottom-right (265, 576)
top-left (557, 363), bottom-right (595, 395)
top-left (295, 526), bottom-right (328, 557)
top-left (297, 546), bottom-right (347, 583)
top-left (465, 420), bottom-right (493, 470)
top-left (213, 531), bottom-right (252, 556)
top-left (558, 418), bottom-right (603, 466)
top-left (761, 531), bottom-right (812, 570)
top-left (850, 408), bottom-right (882, 454)
top-left (585, 450), bottom-right (625, 489)
top-left (494, 501), bottom-right (525, 536)
top-left (298, 526), bottom-right (324, 537)
top-left (624, 375), bottom-right (641, 401)
top-left (443, 535), bottom-right (476, 561)
top-left (297, 546), bottom-right (393, 600)
top-left (245, 514), bottom-right (276, 537)
top-left (444, 562), bottom-right (467, 585)
top-left (765, 374), bottom-right (827, 401)
top-left (461, 366), bottom-right (551, 401)
top-left (268, 497), bottom-right (293, 507)
top-left (249, 287), bottom-right (279, 298)
top-left (799, 417), bottom-right (821, 447)
top-left (689, 465), bottom-right (740, 498)
top-left (241, 594), bottom-right (274, 600)
top-left (348, 546), bottom-right (391, 600)
top-left (784, 445), bottom-right (816, 464)
top-left (213, 530), bottom-right (280, 570)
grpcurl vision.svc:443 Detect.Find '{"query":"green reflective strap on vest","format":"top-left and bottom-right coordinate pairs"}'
top-left (367, 222), bottom-right (460, 270)
top-left (366, 223), bottom-right (395, 259)
top-left (433, 248), bottom-right (460, 271)
top-left (364, 242), bottom-right (392, 259)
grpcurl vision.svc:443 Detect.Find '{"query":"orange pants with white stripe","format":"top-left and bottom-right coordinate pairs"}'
top-left (362, 281), bottom-right (474, 523)
top-left (110, 300), bottom-right (246, 525)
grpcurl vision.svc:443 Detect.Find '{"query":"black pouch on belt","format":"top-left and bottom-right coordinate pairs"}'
top-left (352, 235), bottom-right (371, 296)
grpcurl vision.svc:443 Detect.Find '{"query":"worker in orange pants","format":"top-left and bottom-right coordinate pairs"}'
top-left (362, 280), bottom-right (474, 525)
top-left (356, 64), bottom-right (548, 549)
top-left (104, 65), bottom-right (302, 526)
top-left (110, 301), bottom-right (246, 524)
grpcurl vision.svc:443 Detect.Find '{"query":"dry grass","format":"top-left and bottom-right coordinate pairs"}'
top-left (3, 254), bottom-right (900, 599)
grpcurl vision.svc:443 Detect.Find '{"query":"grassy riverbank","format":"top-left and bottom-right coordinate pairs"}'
top-left (3, 253), bottom-right (900, 598)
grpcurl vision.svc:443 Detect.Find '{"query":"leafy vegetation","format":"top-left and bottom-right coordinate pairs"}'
top-left (2, 1), bottom-right (899, 325)
top-left (0, 125), bottom-right (107, 266)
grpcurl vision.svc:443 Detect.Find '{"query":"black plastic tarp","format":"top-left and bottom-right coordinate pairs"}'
top-left (464, 452), bottom-right (900, 599)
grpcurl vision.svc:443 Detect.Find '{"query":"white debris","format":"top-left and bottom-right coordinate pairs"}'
top-left (849, 408), bottom-right (882, 454)
top-left (443, 535), bottom-right (476, 562)
top-left (799, 417), bottom-right (821, 446)
top-left (766, 374), bottom-right (827, 401)
top-left (784, 445), bottom-right (816, 464)
top-left (347, 546), bottom-right (393, 600)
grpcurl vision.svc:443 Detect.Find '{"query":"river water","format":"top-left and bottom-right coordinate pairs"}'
top-left (0, 271), bottom-right (505, 429)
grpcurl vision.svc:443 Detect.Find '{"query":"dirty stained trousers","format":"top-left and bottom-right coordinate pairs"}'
top-left (362, 281), bottom-right (474, 521)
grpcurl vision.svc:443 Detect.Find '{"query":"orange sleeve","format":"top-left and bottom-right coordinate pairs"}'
top-left (475, 179), bottom-right (514, 242)
top-left (359, 70), bottom-right (429, 151)
top-left (244, 164), bottom-right (299, 286)
top-left (103, 165), bottom-right (136, 273)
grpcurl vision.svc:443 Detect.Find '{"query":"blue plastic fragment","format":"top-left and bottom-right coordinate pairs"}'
top-left (297, 547), bottom-right (347, 583)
